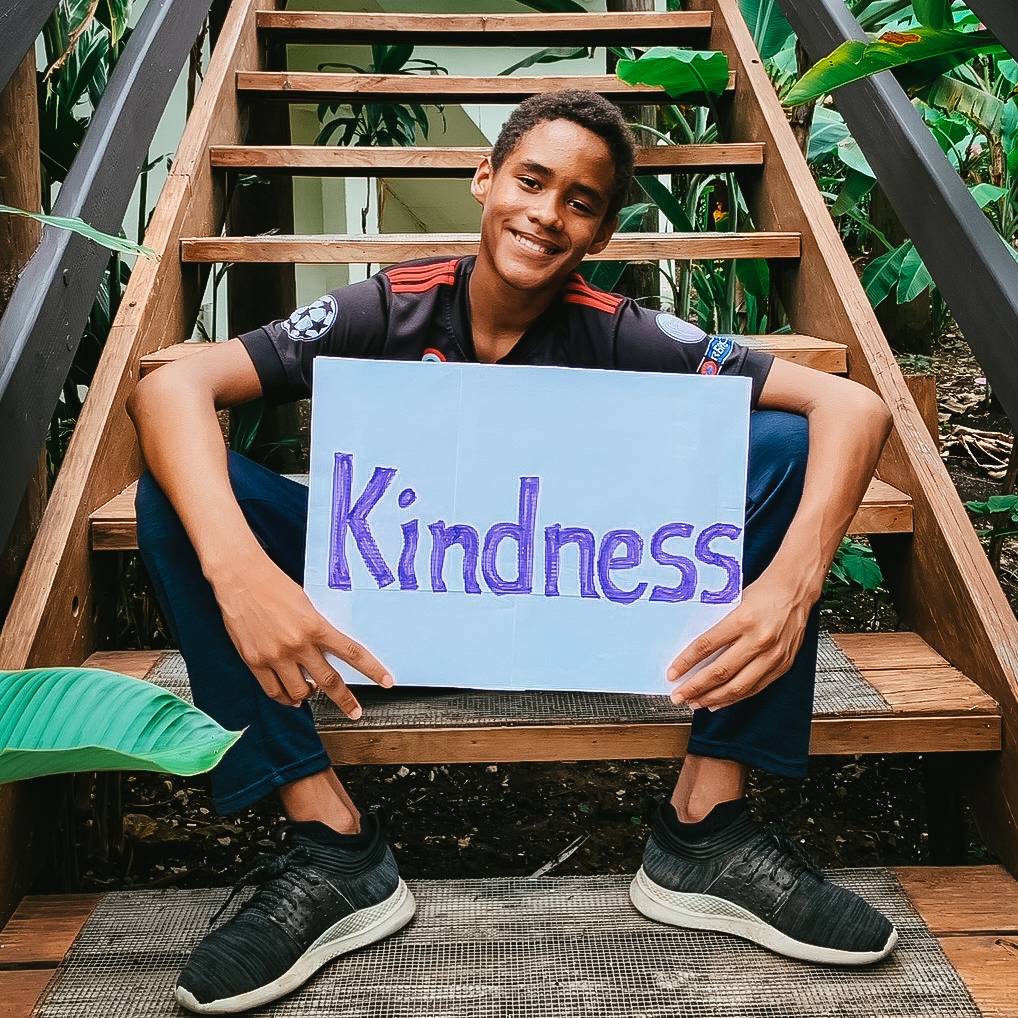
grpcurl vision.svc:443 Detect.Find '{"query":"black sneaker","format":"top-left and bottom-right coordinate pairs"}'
top-left (630, 798), bottom-right (898, 966)
top-left (175, 812), bottom-right (415, 1013)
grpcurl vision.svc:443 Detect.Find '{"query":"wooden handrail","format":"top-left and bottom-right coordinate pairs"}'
top-left (0, 0), bottom-right (212, 555)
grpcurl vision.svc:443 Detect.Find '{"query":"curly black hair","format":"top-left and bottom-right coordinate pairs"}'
top-left (488, 89), bottom-right (637, 224)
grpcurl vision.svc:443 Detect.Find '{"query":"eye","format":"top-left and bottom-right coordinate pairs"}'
top-left (570, 200), bottom-right (593, 214)
top-left (519, 176), bottom-right (539, 188)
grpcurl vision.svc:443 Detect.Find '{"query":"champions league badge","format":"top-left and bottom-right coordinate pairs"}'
top-left (655, 312), bottom-right (706, 344)
top-left (697, 335), bottom-right (735, 376)
top-left (281, 294), bottom-right (339, 342)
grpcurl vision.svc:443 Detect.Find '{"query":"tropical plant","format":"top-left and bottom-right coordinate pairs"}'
top-left (0, 666), bottom-right (242, 784)
top-left (827, 538), bottom-right (885, 591)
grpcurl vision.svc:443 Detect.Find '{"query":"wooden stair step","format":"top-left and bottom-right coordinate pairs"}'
top-left (3, 866), bottom-right (1016, 1018)
top-left (235, 71), bottom-right (736, 104)
top-left (90, 474), bottom-right (906, 553)
top-left (82, 632), bottom-right (998, 762)
top-left (209, 143), bottom-right (766, 177)
top-left (256, 10), bottom-right (713, 46)
top-left (140, 335), bottom-right (847, 377)
top-left (180, 232), bottom-right (802, 264)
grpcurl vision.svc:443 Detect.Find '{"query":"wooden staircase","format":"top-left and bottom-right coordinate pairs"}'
top-left (2, 1), bottom-right (1018, 1013)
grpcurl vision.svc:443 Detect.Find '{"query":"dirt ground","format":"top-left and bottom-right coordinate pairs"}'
top-left (64, 332), bottom-right (1008, 893)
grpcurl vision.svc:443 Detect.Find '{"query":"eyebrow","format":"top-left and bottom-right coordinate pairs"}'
top-left (517, 158), bottom-right (607, 208)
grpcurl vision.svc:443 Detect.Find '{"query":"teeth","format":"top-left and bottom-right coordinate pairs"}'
top-left (513, 231), bottom-right (557, 255)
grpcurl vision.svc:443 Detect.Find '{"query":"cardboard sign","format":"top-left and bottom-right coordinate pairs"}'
top-left (303, 358), bottom-right (751, 695)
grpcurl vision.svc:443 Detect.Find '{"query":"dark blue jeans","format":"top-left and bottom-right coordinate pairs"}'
top-left (136, 410), bottom-right (818, 815)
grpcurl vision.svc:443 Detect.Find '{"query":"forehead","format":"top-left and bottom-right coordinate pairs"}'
top-left (506, 118), bottom-right (615, 187)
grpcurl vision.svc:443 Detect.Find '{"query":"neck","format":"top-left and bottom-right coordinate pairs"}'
top-left (467, 252), bottom-right (563, 363)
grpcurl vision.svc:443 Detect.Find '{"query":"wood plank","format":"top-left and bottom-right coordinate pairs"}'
top-left (831, 631), bottom-right (948, 670)
top-left (235, 71), bottom-right (737, 104)
top-left (0, 893), bottom-right (101, 965)
top-left (937, 936), bottom-right (1018, 1018)
top-left (897, 865), bottom-right (1018, 936)
top-left (139, 334), bottom-right (846, 377)
top-left (0, 969), bottom-right (56, 1018)
top-left (180, 232), bottom-right (802, 264)
top-left (691, 0), bottom-right (1018, 874)
top-left (256, 10), bottom-right (713, 46)
top-left (209, 143), bottom-right (766, 177)
top-left (89, 475), bottom-right (910, 552)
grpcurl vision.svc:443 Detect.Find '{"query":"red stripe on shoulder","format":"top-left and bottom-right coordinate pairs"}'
top-left (390, 273), bottom-right (457, 293)
top-left (385, 258), bottom-right (460, 280)
top-left (563, 292), bottom-right (621, 314)
top-left (565, 277), bottom-right (623, 308)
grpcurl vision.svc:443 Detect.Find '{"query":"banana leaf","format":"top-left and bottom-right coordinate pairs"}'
top-left (615, 48), bottom-right (730, 101)
top-left (0, 667), bottom-right (244, 783)
top-left (0, 204), bottom-right (154, 256)
top-left (786, 28), bottom-right (1005, 106)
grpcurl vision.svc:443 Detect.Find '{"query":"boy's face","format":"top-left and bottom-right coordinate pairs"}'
top-left (470, 118), bottom-right (620, 292)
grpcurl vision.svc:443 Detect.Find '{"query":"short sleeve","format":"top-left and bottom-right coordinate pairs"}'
top-left (613, 300), bottom-right (774, 409)
top-left (237, 274), bottom-right (388, 404)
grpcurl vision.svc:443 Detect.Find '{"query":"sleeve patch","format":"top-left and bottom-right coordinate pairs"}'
top-left (281, 294), bottom-right (339, 342)
top-left (655, 312), bottom-right (706, 344)
top-left (697, 335), bottom-right (736, 375)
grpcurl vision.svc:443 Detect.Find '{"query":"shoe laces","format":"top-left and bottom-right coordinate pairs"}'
top-left (207, 842), bottom-right (317, 930)
top-left (740, 822), bottom-right (825, 891)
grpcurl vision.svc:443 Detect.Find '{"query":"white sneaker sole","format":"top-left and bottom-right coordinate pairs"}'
top-left (630, 867), bottom-right (898, 966)
top-left (175, 878), bottom-right (417, 1014)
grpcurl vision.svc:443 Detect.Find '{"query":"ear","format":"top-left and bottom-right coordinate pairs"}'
top-left (586, 211), bottom-right (619, 256)
top-left (471, 156), bottom-right (493, 207)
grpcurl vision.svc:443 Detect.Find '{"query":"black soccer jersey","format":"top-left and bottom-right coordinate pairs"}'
top-left (237, 254), bottom-right (774, 407)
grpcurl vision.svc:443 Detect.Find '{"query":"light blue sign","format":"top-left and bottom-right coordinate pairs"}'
top-left (303, 358), bottom-right (751, 694)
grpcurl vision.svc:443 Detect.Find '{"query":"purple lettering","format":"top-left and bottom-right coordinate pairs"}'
top-left (398, 487), bottom-right (417, 509)
top-left (597, 530), bottom-right (647, 604)
top-left (696, 523), bottom-right (742, 603)
top-left (544, 526), bottom-right (598, 597)
top-left (481, 477), bottom-right (539, 595)
top-left (648, 523), bottom-right (697, 602)
top-left (398, 520), bottom-right (419, 590)
top-left (428, 522), bottom-right (482, 594)
top-left (328, 453), bottom-right (395, 590)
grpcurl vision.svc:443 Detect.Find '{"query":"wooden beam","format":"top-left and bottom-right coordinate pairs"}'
top-left (690, 0), bottom-right (1018, 876)
top-left (180, 232), bottom-right (802, 264)
top-left (235, 71), bottom-right (737, 104)
top-left (209, 143), bottom-right (767, 176)
top-left (256, 10), bottom-right (713, 46)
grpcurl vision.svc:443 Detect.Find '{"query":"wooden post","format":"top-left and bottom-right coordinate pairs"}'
top-left (0, 50), bottom-right (55, 929)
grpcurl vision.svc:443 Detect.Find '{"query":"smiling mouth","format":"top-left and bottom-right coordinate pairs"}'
top-left (509, 229), bottom-right (563, 257)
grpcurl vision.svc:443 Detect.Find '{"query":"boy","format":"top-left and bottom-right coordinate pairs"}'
top-left (128, 90), bottom-right (896, 1014)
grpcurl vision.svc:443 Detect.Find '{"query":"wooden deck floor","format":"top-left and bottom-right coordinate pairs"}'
top-left (1, 867), bottom-right (1015, 1017)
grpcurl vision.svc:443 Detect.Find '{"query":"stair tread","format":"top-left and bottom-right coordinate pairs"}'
top-left (256, 10), bottom-right (713, 44)
top-left (235, 70), bottom-right (737, 102)
top-left (82, 631), bottom-right (1000, 761)
top-left (139, 335), bottom-right (848, 376)
top-left (3, 866), bottom-right (1016, 1018)
top-left (90, 476), bottom-right (908, 551)
top-left (180, 232), bottom-right (803, 263)
top-left (209, 143), bottom-right (766, 175)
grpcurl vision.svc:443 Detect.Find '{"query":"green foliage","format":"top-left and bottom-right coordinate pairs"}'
top-left (0, 204), bottom-right (154, 256)
top-left (965, 494), bottom-right (1018, 519)
top-left (0, 667), bottom-right (243, 784)
top-left (738, 0), bottom-right (795, 60)
top-left (828, 538), bottom-right (885, 591)
top-left (614, 48), bottom-right (730, 103)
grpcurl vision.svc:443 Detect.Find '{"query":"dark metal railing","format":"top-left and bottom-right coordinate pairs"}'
top-left (0, 1), bottom-right (59, 94)
top-left (0, 0), bottom-right (212, 551)
top-left (777, 0), bottom-right (1018, 428)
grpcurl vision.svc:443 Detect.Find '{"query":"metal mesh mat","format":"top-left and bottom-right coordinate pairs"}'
top-left (145, 631), bottom-right (888, 729)
top-left (31, 869), bottom-right (981, 1017)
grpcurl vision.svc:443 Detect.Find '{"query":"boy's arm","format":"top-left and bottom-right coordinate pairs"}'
top-left (665, 357), bottom-right (893, 710)
top-left (126, 339), bottom-right (394, 720)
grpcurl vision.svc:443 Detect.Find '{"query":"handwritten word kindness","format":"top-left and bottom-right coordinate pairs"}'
top-left (328, 453), bottom-right (742, 605)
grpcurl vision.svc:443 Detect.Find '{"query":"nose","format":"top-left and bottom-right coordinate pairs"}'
top-left (527, 192), bottom-right (564, 232)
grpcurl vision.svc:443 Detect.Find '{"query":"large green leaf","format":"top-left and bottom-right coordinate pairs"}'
top-left (0, 204), bottom-right (154, 256)
top-left (0, 667), bottom-right (244, 783)
top-left (615, 48), bottom-right (730, 101)
top-left (636, 175), bottom-right (694, 232)
top-left (737, 0), bottom-right (795, 60)
top-left (920, 75), bottom-right (1003, 135)
top-left (807, 107), bottom-right (851, 163)
top-left (913, 0), bottom-right (953, 30)
top-left (499, 47), bottom-right (592, 76)
top-left (861, 240), bottom-right (912, 306)
top-left (786, 28), bottom-right (1005, 106)
top-left (96, 0), bottom-right (130, 49)
top-left (897, 242), bottom-right (933, 303)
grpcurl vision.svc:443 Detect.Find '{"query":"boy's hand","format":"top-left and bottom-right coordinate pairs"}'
top-left (665, 574), bottom-right (812, 712)
top-left (211, 554), bottom-right (394, 720)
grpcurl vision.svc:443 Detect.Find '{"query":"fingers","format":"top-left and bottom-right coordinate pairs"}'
top-left (666, 613), bottom-right (741, 683)
top-left (302, 649), bottom-right (364, 721)
top-left (318, 619), bottom-right (395, 690)
top-left (275, 660), bottom-right (317, 707)
top-left (673, 653), bottom-right (772, 711)
top-left (670, 640), bottom-right (753, 706)
top-left (249, 662), bottom-right (303, 708)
